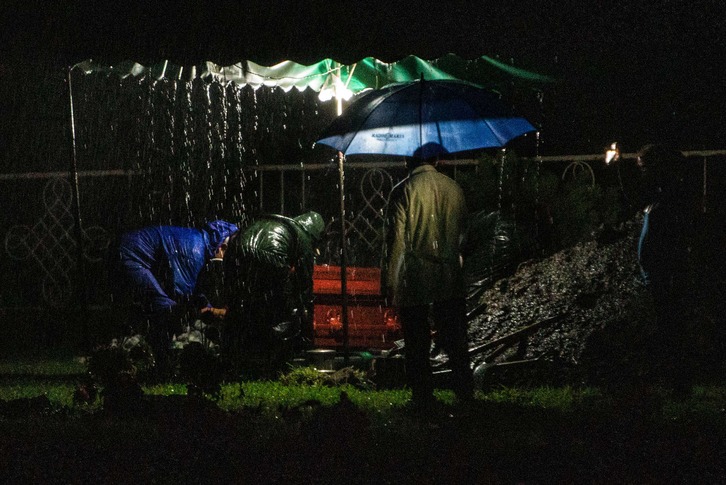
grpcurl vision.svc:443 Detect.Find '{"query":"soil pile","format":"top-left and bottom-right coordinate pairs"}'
top-left (466, 217), bottom-right (722, 388)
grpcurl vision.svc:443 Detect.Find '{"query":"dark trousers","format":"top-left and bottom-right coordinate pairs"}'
top-left (399, 298), bottom-right (473, 404)
top-left (649, 280), bottom-right (694, 390)
top-left (147, 305), bottom-right (187, 370)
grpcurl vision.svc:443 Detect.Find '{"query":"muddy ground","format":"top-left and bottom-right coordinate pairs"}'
top-left (464, 217), bottom-right (725, 390)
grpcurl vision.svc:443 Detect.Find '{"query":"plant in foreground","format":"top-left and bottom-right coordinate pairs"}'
top-left (86, 335), bottom-right (154, 413)
top-left (278, 365), bottom-right (374, 390)
top-left (176, 342), bottom-right (226, 399)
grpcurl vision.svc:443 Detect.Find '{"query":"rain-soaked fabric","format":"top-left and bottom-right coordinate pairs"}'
top-left (225, 212), bottom-right (324, 343)
top-left (74, 54), bottom-right (555, 101)
top-left (118, 221), bottom-right (238, 313)
top-left (293, 211), bottom-right (325, 242)
top-left (196, 259), bottom-right (226, 308)
top-left (638, 201), bottom-right (690, 287)
top-left (316, 80), bottom-right (536, 157)
top-left (383, 164), bottom-right (467, 307)
top-left (636, 144), bottom-right (694, 288)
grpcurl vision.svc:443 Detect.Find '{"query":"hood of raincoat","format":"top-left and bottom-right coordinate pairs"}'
top-left (292, 212), bottom-right (325, 243)
top-left (202, 220), bottom-right (239, 259)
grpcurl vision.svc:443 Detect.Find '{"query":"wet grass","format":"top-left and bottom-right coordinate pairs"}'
top-left (0, 354), bottom-right (86, 376)
top-left (0, 355), bottom-right (601, 415)
top-left (1, 354), bottom-right (725, 417)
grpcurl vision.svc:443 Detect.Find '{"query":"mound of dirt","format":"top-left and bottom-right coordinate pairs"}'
top-left (466, 217), bottom-right (722, 388)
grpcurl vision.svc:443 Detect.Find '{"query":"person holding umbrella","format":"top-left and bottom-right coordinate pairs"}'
top-left (382, 143), bottom-right (474, 411)
top-left (316, 78), bottom-right (536, 365)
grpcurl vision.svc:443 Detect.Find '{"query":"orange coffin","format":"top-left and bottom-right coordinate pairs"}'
top-left (312, 265), bottom-right (402, 349)
top-left (312, 265), bottom-right (382, 295)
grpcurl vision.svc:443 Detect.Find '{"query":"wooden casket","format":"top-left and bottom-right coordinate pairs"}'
top-left (312, 265), bottom-right (402, 349)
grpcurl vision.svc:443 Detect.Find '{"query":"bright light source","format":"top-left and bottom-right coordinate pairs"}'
top-left (605, 142), bottom-right (620, 165)
top-left (318, 74), bottom-right (354, 107)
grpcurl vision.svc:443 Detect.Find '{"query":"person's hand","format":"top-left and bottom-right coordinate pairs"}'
top-left (208, 307), bottom-right (227, 318)
top-left (200, 306), bottom-right (226, 318)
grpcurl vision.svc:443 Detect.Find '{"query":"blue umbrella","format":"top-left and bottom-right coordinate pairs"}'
top-left (316, 78), bottom-right (536, 158)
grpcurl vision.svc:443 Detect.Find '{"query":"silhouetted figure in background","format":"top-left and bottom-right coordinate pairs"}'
top-left (115, 220), bottom-right (238, 370)
top-left (224, 211), bottom-right (325, 373)
top-left (383, 149), bottom-right (473, 410)
top-left (636, 144), bottom-right (698, 393)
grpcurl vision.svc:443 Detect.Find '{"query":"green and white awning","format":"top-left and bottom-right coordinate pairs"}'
top-left (73, 54), bottom-right (556, 107)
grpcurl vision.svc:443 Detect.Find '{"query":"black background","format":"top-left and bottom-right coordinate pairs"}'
top-left (2, 0), bottom-right (725, 155)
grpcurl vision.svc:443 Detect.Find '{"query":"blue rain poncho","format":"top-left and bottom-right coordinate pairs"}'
top-left (118, 220), bottom-right (238, 313)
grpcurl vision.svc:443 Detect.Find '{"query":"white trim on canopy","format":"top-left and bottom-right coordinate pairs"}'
top-left (73, 54), bottom-right (556, 114)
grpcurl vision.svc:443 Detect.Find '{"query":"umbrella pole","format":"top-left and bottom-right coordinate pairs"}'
top-left (419, 74), bottom-right (424, 151)
top-left (66, 66), bottom-right (89, 351)
top-left (337, 151), bottom-right (350, 364)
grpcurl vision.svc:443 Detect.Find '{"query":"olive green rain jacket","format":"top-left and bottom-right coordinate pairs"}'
top-left (383, 163), bottom-right (467, 308)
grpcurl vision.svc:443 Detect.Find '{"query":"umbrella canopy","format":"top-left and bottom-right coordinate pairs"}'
top-left (315, 79), bottom-right (536, 158)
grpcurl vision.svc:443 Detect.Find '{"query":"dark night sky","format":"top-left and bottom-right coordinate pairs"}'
top-left (1, 0), bottom-right (725, 154)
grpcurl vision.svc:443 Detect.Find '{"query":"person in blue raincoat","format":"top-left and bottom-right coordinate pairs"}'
top-left (116, 220), bottom-right (239, 364)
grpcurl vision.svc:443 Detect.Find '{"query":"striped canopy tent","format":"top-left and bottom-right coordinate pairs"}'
top-left (66, 53), bottom-right (554, 359)
top-left (73, 54), bottom-right (555, 114)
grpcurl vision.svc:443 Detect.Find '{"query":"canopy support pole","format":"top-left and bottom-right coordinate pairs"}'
top-left (338, 151), bottom-right (350, 364)
top-left (702, 156), bottom-right (708, 213)
top-left (418, 74), bottom-right (424, 151)
top-left (334, 61), bottom-right (344, 116)
top-left (67, 66), bottom-right (89, 351)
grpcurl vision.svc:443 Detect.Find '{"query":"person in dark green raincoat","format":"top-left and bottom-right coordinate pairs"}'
top-left (224, 211), bottom-right (325, 367)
